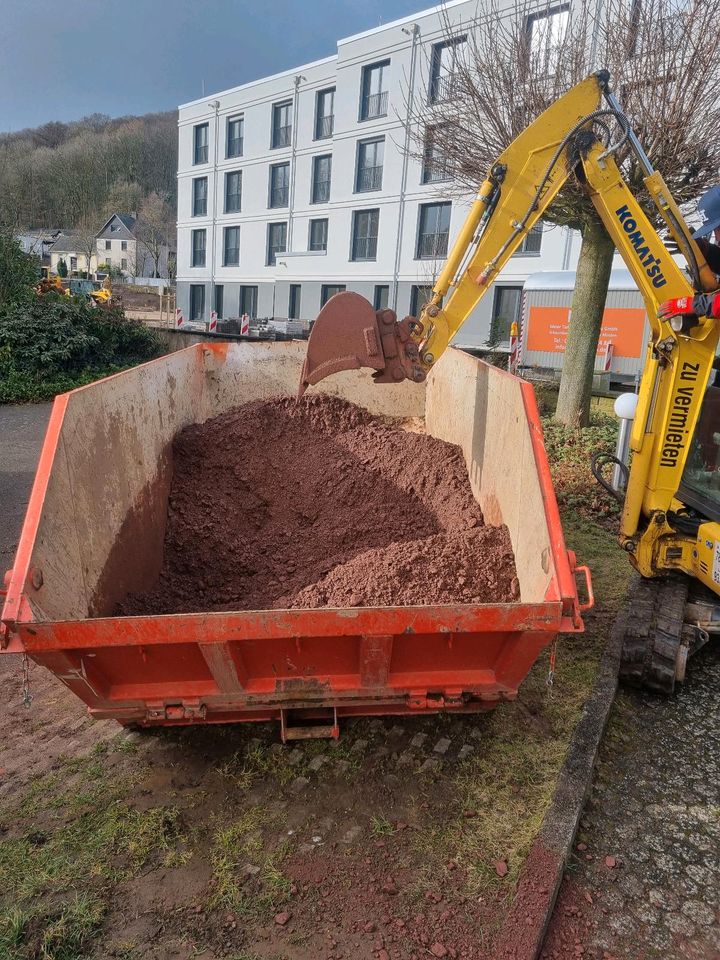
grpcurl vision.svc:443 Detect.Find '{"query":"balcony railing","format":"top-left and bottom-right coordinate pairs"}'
top-left (272, 124), bottom-right (292, 148)
top-left (312, 179), bottom-right (331, 203)
top-left (417, 232), bottom-right (449, 259)
top-left (315, 114), bottom-right (334, 139)
top-left (356, 166), bottom-right (383, 192)
top-left (270, 186), bottom-right (289, 208)
top-left (429, 73), bottom-right (456, 104)
top-left (352, 236), bottom-right (377, 261)
top-left (361, 90), bottom-right (389, 120)
top-left (422, 160), bottom-right (451, 184)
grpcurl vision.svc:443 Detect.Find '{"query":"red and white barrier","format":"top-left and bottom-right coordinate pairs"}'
top-left (603, 341), bottom-right (614, 373)
top-left (175, 308), bottom-right (184, 328)
top-left (209, 310), bottom-right (217, 333)
top-left (240, 313), bottom-right (250, 336)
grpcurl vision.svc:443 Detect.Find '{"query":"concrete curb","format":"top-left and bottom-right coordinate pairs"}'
top-left (495, 608), bottom-right (628, 960)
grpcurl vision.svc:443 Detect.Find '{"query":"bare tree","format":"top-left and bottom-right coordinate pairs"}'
top-left (408, 0), bottom-right (720, 425)
top-left (135, 192), bottom-right (174, 278)
top-left (74, 218), bottom-right (99, 277)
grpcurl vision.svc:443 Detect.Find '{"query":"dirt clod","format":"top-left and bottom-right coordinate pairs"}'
top-left (121, 395), bottom-right (517, 615)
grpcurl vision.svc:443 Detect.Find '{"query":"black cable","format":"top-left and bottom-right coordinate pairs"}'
top-left (591, 451), bottom-right (628, 504)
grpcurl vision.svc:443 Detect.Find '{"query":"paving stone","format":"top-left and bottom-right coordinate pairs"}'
top-left (410, 732), bottom-right (427, 749)
top-left (308, 755), bottom-right (327, 772)
top-left (350, 738), bottom-right (368, 754)
top-left (387, 725), bottom-right (405, 738)
top-left (286, 748), bottom-right (304, 766)
top-left (457, 744), bottom-right (474, 761)
top-left (433, 737), bottom-right (451, 755)
top-left (335, 759), bottom-right (351, 775)
top-left (291, 776), bottom-right (310, 794)
top-left (419, 758), bottom-right (440, 774)
top-left (554, 646), bottom-right (720, 959)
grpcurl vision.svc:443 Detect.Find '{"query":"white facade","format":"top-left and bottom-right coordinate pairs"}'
top-left (176, 0), bottom-right (597, 346)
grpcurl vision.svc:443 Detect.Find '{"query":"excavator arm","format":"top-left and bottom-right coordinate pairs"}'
top-left (300, 69), bottom-right (720, 693)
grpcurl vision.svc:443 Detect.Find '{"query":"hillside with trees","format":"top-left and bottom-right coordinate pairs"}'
top-left (0, 111), bottom-right (177, 231)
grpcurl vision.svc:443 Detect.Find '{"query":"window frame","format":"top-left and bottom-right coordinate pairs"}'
top-left (428, 35), bottom-right (466, 104)
top-left (240, 285), bottom-right (258, 318)
top-left (224, 170), bottom-right (242, 214)
top-left (288, 284), bottom-right (301, 320)
top-left (271, 100), bottom-right (293, 149)
top-left (355, 137), bottom-right (384, 193)
top-left (193, 122), bottom-right (209, 165)
top-left (226, 115), bottom-right (244, 158)
top-left (269, 162), bottom-right (290, 209)
top-left (266, 221), bottom-right (288, 266)
top-left (314, 87), bottom-right (336, 140)
top-left (192, 176), bottom-right (208, 217)
top-left (311, 154), bottom-right (332, 204)
top-left (214, 284), bottom-right (224, 319)
top-left (513, 221), bottom-right (543, 256)
top-left (351, 208), bottom-right (380, 262)
top-left (189, 283), bottom-right (205, 321)
top-left (415, 202), bottom-right (452, 260)
top-left (360, 60), bottom-right (390, 121)
top-left (410, 284), bottom-right (434, 318)
top-left (489, 284), bottom-right (523, 344)
top-left (373, 285), bottom-right (390, 311)
top-left (223, 225), bottom-right (240, 267)
top-left (525, 4), bottom-right (570, 74)
top-left (321, 283), bottom-right (346, 307)
top-left (191, 228), bottom-right (207, 268)
top-left (422, 125), bottom-right (452, 184)
top-left (308, 217), bottom-right (329, 252)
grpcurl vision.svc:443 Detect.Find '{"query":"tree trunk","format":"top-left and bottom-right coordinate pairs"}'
top-left (554, 219), bottom-right (616, 427)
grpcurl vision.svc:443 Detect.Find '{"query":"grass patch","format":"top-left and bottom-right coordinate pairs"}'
top-left (0, 753), bottom-right (186, 959)
top-left (208, 807), bottom-right (292, 918)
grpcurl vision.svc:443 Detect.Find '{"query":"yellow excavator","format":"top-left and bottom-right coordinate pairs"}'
top-left (300, 70), bottom-right (720, 695)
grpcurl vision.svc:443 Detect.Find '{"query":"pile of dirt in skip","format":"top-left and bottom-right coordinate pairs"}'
top-left (119, 395), bottom-right (518, 615)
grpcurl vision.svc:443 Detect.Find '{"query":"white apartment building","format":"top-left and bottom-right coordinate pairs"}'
top-left (176, 0), bottom-right (594, 348)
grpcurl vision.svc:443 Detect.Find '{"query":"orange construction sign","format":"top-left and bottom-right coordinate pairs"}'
top-left (525, 306), bottom-right (646, 358)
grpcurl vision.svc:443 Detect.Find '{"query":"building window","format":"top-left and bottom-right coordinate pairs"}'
top-left (271, 100), bottom-right (292, 149)
top-left (410, 284), bottom-right (434, 318)
top-left (190, 284), bottom-right (205, 321)
top-left (105, 240), bottom-right (111, 250)
top-left (240, 285), bottom-right (258, 318)
top-left (289, 284), bottom-right (301, 319)
top-left (121, 240), bottom-right (127, 251)
top-left (269, 163), bottom-right (290, 208)
top-left (351, 208), bottom-right (379, 262)
top-left (416, 202), bottom-right (451, 259)
top-left (223, 226), bottom-right (240, 266)
top-left (527, 5), bottom-right (570, 74)
top-left (192, 176), bottom-right (208, 216)
top-left (227, 116), bottom-right (244, 158)
top-left (70, 256), bottom-right (77, 271)
top-left (315, 88), bottom-right (335, 139)
top-left (360, 60), bottom-right (390, 120)
top-left (225, 170), bottom-right (242, 213)
top-left (121, 258), bottom-right (127, 271)
top-left (321, 284), bottom-right (346, 307)
top-left (266, 222), bottom-right (287, 266)
top-left (193, 123), bottom-right (209, 164)
top-left (514, 222), bottom-right (543, 255)
top-left (311, 154), bottom-right (332, 204)
top-left (214, 284), bottom-right (224, 318)
top-left (429, 36), bottom-right (466, 103)
top-left (191, 228), bottom-right (206, 267)
top-left (490, 285), bottom-right (522, 344)
top-left (355, 138), bottom-right (384, 192)
top-left (308, 218), bottom-right (328, 252)
top-left (374, 285), bottom-right (389, 311)
top-left (422, 126), bottom-right (452, 183)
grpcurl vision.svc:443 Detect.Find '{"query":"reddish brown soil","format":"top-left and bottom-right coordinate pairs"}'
top-left (121, 395), bottom-right (517, 615)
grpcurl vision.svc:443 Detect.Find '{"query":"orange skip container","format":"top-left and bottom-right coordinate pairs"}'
top-left (1, 342), bottom-right (591, 737)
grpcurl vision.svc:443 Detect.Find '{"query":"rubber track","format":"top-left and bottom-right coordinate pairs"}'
top-left (619, 573), bottom-right (689, 695)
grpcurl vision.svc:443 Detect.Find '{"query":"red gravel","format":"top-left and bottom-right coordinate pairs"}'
top-left (120, 395), bottom-right (517, 615)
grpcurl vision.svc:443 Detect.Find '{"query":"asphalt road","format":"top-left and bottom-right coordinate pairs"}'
top-left (0, 403), bottom-right (52, 574)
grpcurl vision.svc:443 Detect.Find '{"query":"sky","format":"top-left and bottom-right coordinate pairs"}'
top-left (0, 0), bottom-right (424, 133)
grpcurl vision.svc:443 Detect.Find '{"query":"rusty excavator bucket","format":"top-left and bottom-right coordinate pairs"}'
top-left (298, 291), bottom-right (426, 398)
